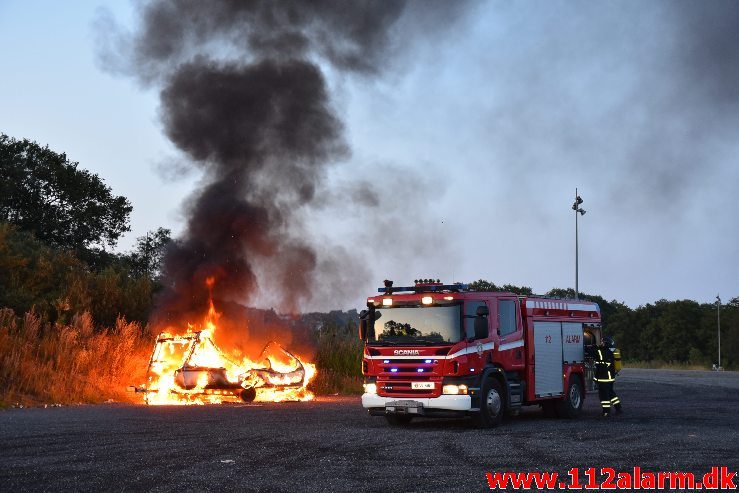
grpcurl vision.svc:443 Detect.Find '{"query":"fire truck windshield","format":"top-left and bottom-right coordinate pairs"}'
top-left (369, 305), bottom-right (462, 345)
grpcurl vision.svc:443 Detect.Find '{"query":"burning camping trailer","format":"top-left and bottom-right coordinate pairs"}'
top-left (139, 331), bottom-right (309, 404)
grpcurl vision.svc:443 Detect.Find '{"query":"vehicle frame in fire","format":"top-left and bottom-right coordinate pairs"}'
top-left (139, 331), bottom-right (308, 404)
top-left (359, 280), bottom-right (603, 427)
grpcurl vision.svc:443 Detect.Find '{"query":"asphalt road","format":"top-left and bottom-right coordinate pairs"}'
top-left (1, 369), bottom-right (737, 492)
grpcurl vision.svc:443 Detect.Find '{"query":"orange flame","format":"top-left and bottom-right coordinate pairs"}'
top-left (143, 297), bottom-right (316, 405)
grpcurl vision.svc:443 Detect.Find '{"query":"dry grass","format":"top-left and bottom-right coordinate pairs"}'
top-left (623, 360), bottom-right (710, 371)
top-left (308, 332), bottom-right (364, 395)
top-left (309, 369), bottom-right (364, 395)
top-left (0, 308), bottom-right (153, 407)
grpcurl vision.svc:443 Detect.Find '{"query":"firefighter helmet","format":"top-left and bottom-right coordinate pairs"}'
top-left (601, 336), bottom-right (615, 349)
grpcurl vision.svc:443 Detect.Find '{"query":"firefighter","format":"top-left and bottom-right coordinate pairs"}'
top-left (594, 336), bottom-right (623, 416)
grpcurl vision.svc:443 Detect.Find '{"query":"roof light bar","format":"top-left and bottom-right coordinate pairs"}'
top-left (376, 283), bottom-right (468, 294)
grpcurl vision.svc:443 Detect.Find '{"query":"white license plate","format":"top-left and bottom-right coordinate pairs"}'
top-left (411, 382), bottom-right (434, 390)
top-left (386, 400), bottom-right (423, 413)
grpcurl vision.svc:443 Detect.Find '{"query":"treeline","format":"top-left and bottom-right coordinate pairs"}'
top-left (470, 280), bottom-right (738, 370)
top-left (0, 134), bottom-right (171, 328)
top-left (0, 222), bottom-right (170, 327)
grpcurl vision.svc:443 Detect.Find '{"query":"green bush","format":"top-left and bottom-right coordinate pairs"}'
top-left (0, 222), bottom-right (156, 326)
top-left (309, 321), bottom-right (364, 395)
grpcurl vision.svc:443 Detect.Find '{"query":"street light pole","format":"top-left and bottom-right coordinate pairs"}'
top-left (716, 294), bottom-right (721, 370)
top-left (572, 189), bottom-right (586, 300)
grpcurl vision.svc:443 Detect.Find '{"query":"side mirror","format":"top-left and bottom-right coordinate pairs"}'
top-left (474, 315), bottom-right (488, 340)
top-left (358, 310), bottom-right (379, 340)
top-left (358, 310), bottom-right (369, 340)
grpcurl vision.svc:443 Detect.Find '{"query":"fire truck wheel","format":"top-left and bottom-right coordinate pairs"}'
top-left (556, 374), bottom-right (583, 418)
top-left (385, 414), bottom-right (413, 426)
top-left (240, 387), bottom-right (257, 403)
top-left (476, 377), bottom-right (505, 428)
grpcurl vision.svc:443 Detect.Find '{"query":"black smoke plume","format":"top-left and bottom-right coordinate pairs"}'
top-left (97, 1), bottom-right (470, 327)
top-left (143, 2), bottom-right (402, 325)
top-left (156, 59), bottom-right (344, 321)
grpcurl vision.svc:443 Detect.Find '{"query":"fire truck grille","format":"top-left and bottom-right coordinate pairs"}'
top-left (380, 382), bottom-right (436, 396)
top-left (389, 373), bottom-right (430, 378)
top-left (378, 359), bottom-right (440, 376)
top-left (384, 359), bottom-right (431, 364)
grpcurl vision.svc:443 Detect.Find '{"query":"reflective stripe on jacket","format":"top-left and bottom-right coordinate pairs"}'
top-left (593, 348), bottom-right (615, 382)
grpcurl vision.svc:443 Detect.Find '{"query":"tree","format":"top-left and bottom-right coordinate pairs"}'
top-left (468, 279), bottom-right (533, 295)
top-left (125, 227), bottom-right (172, 279)
top-left (0, 134), bottom-right (132, 251)
top-left (0, 222), bottom-right (157, 325)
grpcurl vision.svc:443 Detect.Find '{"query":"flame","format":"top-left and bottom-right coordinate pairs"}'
top-left (143, 299), bottom-right (316, 405)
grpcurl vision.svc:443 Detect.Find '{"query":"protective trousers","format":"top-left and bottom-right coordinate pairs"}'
top-left (598, 381), bottom-right (621, 415)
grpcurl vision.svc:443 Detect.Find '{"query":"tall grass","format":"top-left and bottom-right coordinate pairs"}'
top-left (623, 360), bottom-right (713, 371)
top-left (309, 327), bottom-right (364, 395)
top-left (0, 308), bottom-right (152, 406)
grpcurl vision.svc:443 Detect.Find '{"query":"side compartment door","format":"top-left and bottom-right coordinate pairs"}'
top-left (562, 322), bottom-right (584, 365)
top-left (533, 321), bottom-right (563, 397)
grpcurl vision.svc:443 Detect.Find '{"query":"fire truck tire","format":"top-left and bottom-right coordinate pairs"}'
top-left (385, 414), bottom-right (413, 426)
top-left (556, 374), bottom-right (583, 418)
top-left (240, 387), bottom-right (257, 403)
top-left (475, 377), bottom-right (505, 428)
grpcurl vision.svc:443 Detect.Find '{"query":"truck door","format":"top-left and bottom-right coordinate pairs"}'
top-left (497, 298), bottom-right (524, 370)
top-left (464, 300), bottom-right (490, 373)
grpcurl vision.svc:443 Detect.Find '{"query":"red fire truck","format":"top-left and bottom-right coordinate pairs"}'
top-left (359, 280), bottom-right (602, 427)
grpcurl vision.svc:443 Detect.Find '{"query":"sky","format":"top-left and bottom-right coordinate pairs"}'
top-left (1, 1), bottom-right (737, 312)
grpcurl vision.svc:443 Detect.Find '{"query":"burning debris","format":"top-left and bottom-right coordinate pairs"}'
top-left (140, 301), bottom-right (316, 405)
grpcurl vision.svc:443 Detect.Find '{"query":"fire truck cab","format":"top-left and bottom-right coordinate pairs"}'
top-left (359, 280), bottom-right (602, 427)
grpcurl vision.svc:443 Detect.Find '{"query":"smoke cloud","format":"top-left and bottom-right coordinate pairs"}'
top-left (97, 1), bottom-right (472, 326)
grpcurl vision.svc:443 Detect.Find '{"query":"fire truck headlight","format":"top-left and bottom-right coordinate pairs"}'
top-left (382, 298), bottom-right (393, 306)
top-left (443, 384), bottom-right (468, 395)
top-left (421, 296), bottom-right (433, 305)
top-left (363, 383), bottom-right (377, 394)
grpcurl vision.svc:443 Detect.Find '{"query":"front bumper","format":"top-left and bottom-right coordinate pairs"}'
top-left (361, 393), bottom-right (472, 412)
